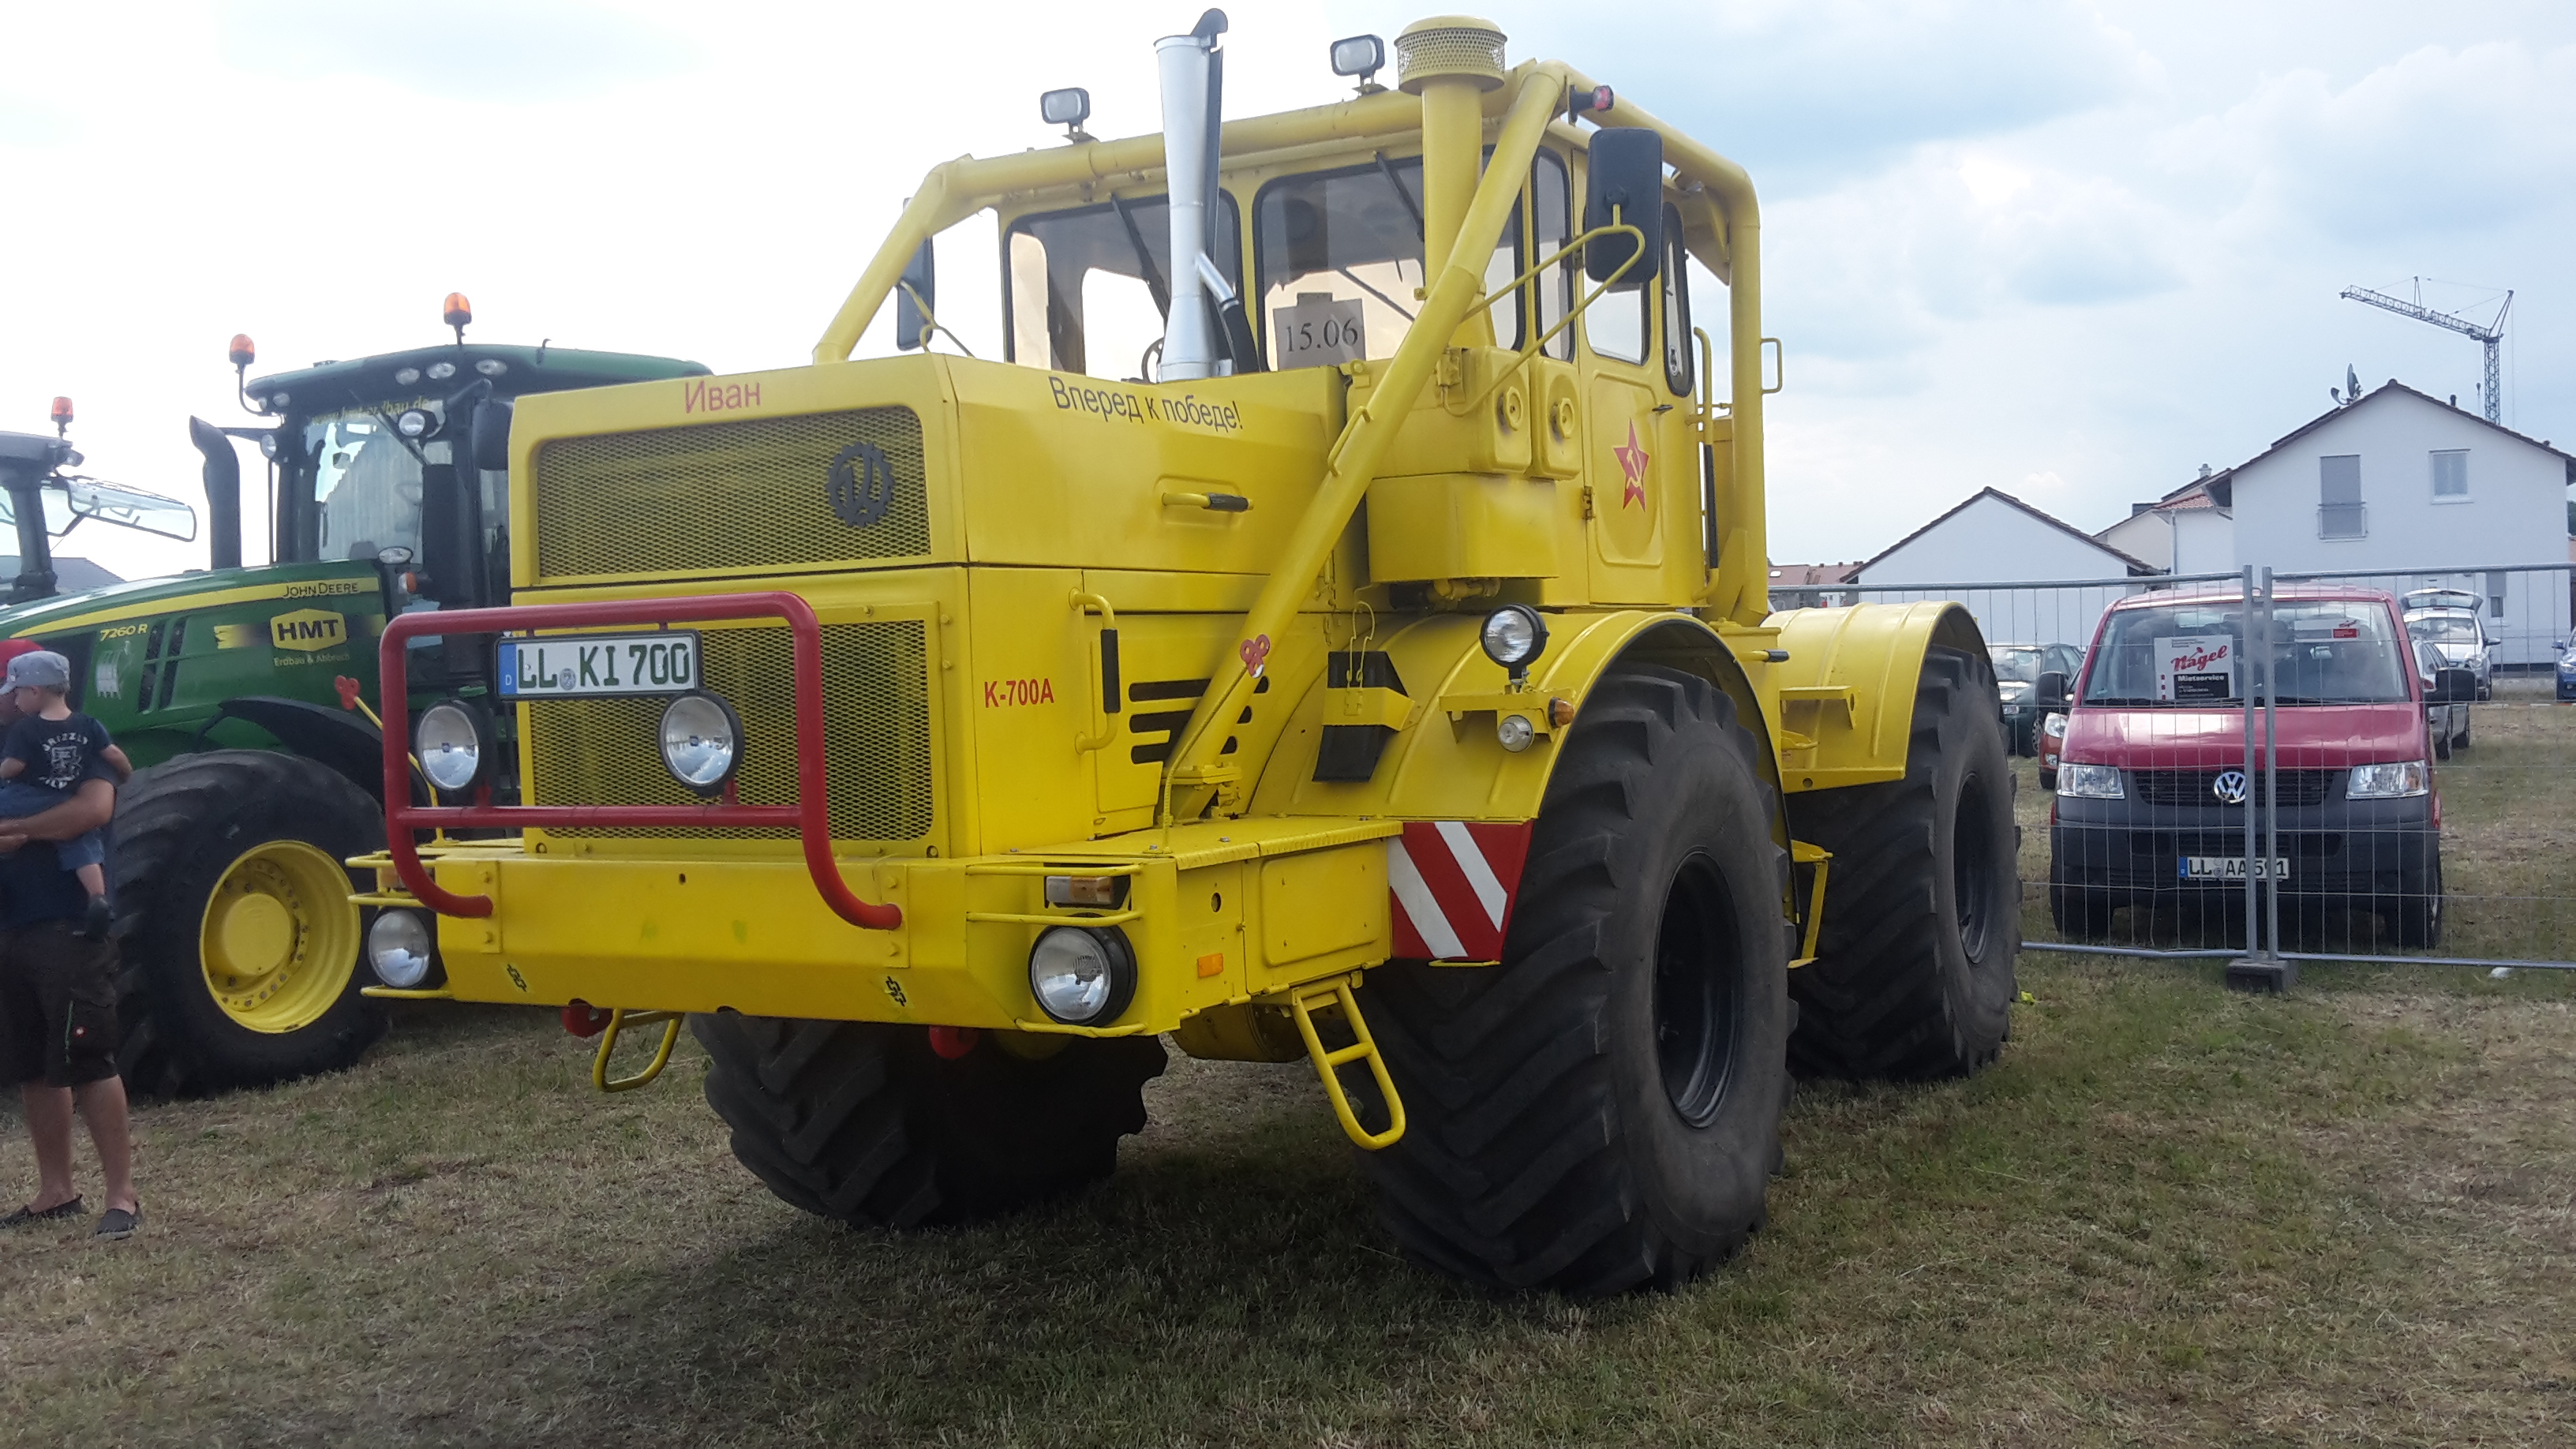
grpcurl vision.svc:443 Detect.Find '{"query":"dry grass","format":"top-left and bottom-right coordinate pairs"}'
top-left (2, 706), bottom-right (2573, 1446)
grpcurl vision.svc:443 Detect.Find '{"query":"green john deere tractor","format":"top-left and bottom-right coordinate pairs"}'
top-left (0, 301), bottom-right (705, 1095)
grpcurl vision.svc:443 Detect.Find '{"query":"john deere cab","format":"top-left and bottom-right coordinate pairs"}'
top-left (365, 15), bottom-right (2015, 1294)
top-left (0, 300), bottom-right (706, 1095)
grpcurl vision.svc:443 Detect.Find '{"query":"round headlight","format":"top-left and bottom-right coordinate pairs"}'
top-left (659, 691), bottom-right (742, 794)
top-left (395, 407), bottom-right (434, 439)
top-left (1480, 604), bottom-right (1549, 672)
top-left (1028, 925), bottom-right (1138, 1025)
top-left (366, 910), bottom-right (436, 988)
top-left (417, 698), bottom-right (491, 794)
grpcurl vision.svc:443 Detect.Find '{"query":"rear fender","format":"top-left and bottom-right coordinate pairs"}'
top-left (1767, 601), bottom-right (1987, 792)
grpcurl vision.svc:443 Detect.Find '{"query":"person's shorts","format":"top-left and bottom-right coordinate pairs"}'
top-left (0, 780), bottom-right (100, 873)
top-left (0, 923), bottom-right (119, 1088)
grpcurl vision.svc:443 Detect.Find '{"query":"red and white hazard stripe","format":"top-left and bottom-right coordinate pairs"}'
top-left (1388, 821), bottom-right (1534, 962)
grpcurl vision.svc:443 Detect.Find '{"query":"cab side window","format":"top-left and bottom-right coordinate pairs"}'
top-left (1582, 170), bottom-right (1652, 365)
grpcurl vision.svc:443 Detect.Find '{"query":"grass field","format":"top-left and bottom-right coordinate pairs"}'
top-left (4, 706), bottom-right (2573, 1447)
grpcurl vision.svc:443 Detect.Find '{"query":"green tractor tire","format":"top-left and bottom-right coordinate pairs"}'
top-left (111, 751), bottom-right (388, 1097)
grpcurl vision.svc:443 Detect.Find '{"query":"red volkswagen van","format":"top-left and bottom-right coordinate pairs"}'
top-left (2046, 585), bottom-right (2465, 947)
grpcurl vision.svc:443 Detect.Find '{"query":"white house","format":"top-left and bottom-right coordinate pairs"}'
top-left (1849, 487), bottom-right (2157, 651)
top-left (2101, 381), bottom-right (2574, 664)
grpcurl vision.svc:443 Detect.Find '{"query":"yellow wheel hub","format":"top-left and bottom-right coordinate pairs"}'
top-left (200, 840), bottom-right (361, 1034)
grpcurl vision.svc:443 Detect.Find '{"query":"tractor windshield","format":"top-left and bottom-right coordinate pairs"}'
top-left (1005, 193), bottom-right (1243, 380)
top-left (303, 410), bottom-right (425, 561)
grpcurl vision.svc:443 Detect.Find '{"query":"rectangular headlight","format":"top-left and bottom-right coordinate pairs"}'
top-left (2057, 762), bottom-right (2123, 799)
top-left (2346, 760), bottom-right (2428, 799)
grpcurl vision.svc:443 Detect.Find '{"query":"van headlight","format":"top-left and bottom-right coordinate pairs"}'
top-left (2057, 762), bottom-right (2123, 799)
top-left (2347, 760), bottom-right (2428, 799)
top-left (1028, 926), bottom-right (1138, 1025)
top-left (366, 910), bottom-right (436, 988)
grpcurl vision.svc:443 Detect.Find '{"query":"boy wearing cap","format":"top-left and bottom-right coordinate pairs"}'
top-left (0, 650), bottom-right (130, 938)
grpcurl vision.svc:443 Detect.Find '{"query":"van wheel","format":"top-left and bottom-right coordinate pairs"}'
top-left (2050, 884), bottom-right (2114, 939)
top-left (1788, 647), bottom-right (2018, 1078)
top-left (2433, 726), bottom-right (2452, 761)
top-left (1358, 665), bottom-right (1789, 1295)
top-left (2391, 847), bottom-right (2443, 949)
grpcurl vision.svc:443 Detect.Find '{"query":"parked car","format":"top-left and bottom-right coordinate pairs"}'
top-left (1990, 642), bottom-right (2083, 756)
top-left (2558, 638), bottom-right (2576, 701)
top-left (2409, 636), bottom-right (2473, 759)
top-left (2402, 586), bottom-right (2481, 616)
top-left (2403, 605), bottom-right (2495, 702)
top-left (2048, 585), bottom-right (2470, 946)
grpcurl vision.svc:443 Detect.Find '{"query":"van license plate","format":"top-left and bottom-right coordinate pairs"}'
top-left (496, 632), bottom-right (702, 700)
top-left (2180, 856), bottom-right (2290, 881)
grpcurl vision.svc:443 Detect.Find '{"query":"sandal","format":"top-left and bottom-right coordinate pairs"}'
top-left (93, 1206), bottom-right (140, 1241)
top-left (2, 1196), bottom-right (85, 1228)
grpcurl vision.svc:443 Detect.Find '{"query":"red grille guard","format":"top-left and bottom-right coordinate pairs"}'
top-left (377, 591), bottom-right (902, 930)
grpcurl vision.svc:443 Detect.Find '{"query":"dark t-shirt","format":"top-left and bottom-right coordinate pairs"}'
top-left (0, 750), bottom-right (118, 928)
top-left (5, 711), bottom-right (113, 795)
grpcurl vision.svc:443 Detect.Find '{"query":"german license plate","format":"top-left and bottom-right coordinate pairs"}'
top-left (2180, 856), bottom-right (2290, 882)
top-left (496, 631), bottom-right (701, 700)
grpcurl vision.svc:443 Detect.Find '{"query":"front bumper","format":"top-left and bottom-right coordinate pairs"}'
top-left (377, 816), bottom-right (1395, 1033)
top-left (2050, 784), bottom-right (2434, 908)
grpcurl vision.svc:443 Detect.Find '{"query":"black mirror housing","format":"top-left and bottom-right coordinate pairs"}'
top-left (2036, 670), bottom-right (2071, 706)
top-left (2431, 667), bottom-right (2480, 702)
top-left (1582, 127), bottom-right (1664, 286)
top-left (470, 399), bottom-right (515, 474)
top-left (894, 240), bottom-right (936, 350)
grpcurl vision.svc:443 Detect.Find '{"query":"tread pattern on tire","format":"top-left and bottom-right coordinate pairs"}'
top-left (1359, 666), bottom-right (1788, 1295)
top-left (692, 1013), bottom-right (1166, 1227)
top-left (111, 751), bottom-right (386, 1097)
top-left (1788, 648), bottom-right (2016, 1080)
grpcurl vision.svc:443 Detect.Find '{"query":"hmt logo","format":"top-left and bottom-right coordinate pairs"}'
top-left (268, 608), bottom-right (346, 653)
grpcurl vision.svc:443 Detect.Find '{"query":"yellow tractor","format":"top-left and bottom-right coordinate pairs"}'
top-left (359, 12), bottom-right (2016, 1294)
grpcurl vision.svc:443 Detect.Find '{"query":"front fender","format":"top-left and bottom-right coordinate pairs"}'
top-left (1246, 608), bottom-right (1781, 826)
top-left (1767, 601), bottom-right (1987, 792)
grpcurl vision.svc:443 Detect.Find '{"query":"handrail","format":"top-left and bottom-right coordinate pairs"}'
top-left (376, 591), bottom-right (901, 930)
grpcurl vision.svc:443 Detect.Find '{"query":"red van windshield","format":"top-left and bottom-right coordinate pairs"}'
top-left (2081, 599), bottom-right (2411, 706)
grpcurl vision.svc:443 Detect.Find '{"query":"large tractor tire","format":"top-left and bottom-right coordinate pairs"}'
top-left (1359, 665), bottom-right (1791, 1295)
top-left (692, 1013), bottom-right (1166, 1226)
top-left (1788, 646), bottom-right (2017, 1080)
top-left (112, 751), bottom-right (388, 1097)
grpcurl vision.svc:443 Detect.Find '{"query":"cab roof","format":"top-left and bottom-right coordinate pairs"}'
top-left (245, 343), bottom-right (708, 416)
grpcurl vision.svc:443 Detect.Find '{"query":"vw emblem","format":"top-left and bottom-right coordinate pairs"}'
top-left (2213, 769), bottom-right (2249, 805)
top-left (826, 440), bottom-right (895, 528)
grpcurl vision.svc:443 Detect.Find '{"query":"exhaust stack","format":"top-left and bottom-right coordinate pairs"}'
top-left (1155, 9), bottom-right (1228, 381)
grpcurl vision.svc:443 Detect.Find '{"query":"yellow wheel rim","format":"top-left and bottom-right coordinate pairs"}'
top-left (200, 840), bottom-right (361, 1034)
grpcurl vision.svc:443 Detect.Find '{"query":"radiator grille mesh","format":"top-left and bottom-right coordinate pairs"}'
top-left (530, 407), bottom-right (929, 582)
top-left (523, 620), bottom-right (933, 842)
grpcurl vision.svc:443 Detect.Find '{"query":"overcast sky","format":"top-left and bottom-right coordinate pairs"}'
top-left (3, 0), bottom-right (2567, 581)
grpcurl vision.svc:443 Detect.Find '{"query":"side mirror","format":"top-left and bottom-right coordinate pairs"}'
top-left (893, 240), bottom-right (936, 350)
top-left (1582, 127), bottom-right (1664, 287)
top-left (2431, 667), bottom-right (2479, 702)
top-left (469, 399), bottom-right (514, 474)
top-left (2037, 670), bottom-right (2071, 706)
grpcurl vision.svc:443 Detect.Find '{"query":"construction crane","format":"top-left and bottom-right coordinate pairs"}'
top-left (2340, 278), bottom-right (2513, 422)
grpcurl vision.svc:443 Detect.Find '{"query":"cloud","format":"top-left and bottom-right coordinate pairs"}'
top-left (213, 1), bottom-right (695, 100)
top-left (2170, 41), bottom-right (2576, 241)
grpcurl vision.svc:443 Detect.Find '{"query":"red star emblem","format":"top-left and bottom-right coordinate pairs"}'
top-left (1612, 421), bottom-right (1651, 509)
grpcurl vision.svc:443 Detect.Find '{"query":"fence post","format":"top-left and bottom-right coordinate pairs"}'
top-left (2228, 565), bottom-right (2294, 993)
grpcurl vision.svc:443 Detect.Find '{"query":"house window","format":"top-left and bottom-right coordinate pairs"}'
top-left (2432, 449), bottom-right (2469, 500)
top-left (2488, 570), bottom-right (2508, 620)
top-left (2318, 454), bottom-right (2364, 538)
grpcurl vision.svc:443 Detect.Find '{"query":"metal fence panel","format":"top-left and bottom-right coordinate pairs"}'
top-left (1822, 561), bottom-right (2576, 975)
